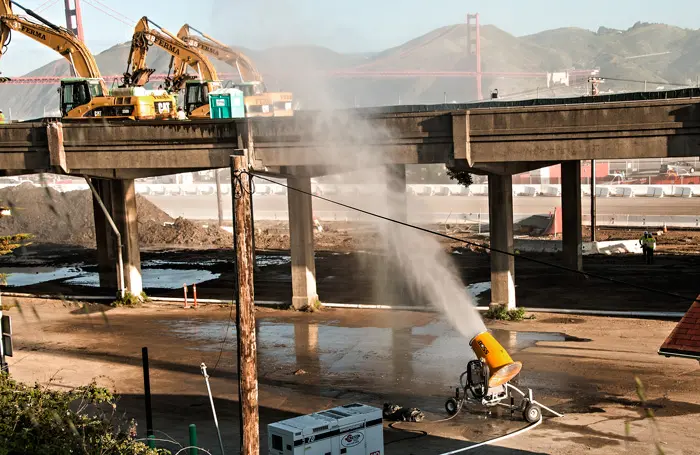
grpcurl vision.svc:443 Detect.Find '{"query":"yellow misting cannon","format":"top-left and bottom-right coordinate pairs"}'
top-left (444, 331), bottom-right (563, 423)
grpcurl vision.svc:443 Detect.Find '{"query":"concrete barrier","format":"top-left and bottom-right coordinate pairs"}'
top-left (514, 239), bottom-right (642, 255)
top-left (432, 186), bottom-right (450, 196)
top-left (612, 186), bottom-right (634, 198)
top-left (540, 186), bottom-right (561, 197)
top-left (517, 186), bottom-right (538, 197)
top-left (595, 186), bottom-right (611, 197)
top-left (672, 186), bottom-right (693, 198)
top-left (641, 187), bottom-right (664, 198)
top-left (470, 184), bottom-right (488, 196)
top-left (582, 240), bottom-right (642, 255)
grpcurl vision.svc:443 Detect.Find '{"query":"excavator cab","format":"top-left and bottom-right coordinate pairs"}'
top-left (60, 78), bottom-right (104, 116)
top-left (184, 80), bottom-right (210, 116)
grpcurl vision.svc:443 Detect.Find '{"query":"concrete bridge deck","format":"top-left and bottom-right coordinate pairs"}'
top-left (1, 88), bottom-right (700, 178)
top-left (2, 89), bottom-right (699, 311)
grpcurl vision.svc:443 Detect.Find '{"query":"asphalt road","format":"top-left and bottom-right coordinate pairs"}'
top-left (145, 194), bottom-right (700, 219)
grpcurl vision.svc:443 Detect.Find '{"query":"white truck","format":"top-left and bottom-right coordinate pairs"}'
top-left (267, 403), bottom-right (383, 455)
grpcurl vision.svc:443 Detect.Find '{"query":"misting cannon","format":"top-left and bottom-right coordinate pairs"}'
top-left (444, 331), bottom-right (562, 423)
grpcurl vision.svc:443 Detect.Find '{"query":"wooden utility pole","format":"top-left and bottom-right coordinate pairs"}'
top-left (230, 151), bottom-right (259, 455)
top-left (591, 160), bottom-right (597, 242)
top-left (215, 170), bottom-right (224, 227)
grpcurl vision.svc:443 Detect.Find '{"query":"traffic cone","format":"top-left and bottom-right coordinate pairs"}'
top-left (663, 222), bottom-right (668, 233)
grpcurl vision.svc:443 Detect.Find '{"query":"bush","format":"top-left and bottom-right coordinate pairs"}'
top-left (484, 305), bottom-right (528, 321)
top-left (446, 168), bottom-right (473, 187)
top-left (111, 292), bottom-right (143, 308)
top-left (0, 374), bottom-right (170, 455)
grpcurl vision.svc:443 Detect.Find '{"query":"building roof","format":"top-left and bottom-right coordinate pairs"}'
top-left (659, 297), bottom-right (700, 360)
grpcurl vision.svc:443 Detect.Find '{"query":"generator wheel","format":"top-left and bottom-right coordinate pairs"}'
top-left (523, 403), bottom-right (542, 423)
top-left (445, 398), bottom-right (460, 416)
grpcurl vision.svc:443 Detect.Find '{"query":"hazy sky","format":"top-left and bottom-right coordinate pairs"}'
top-left (1, 0), bottom-right (699, 76)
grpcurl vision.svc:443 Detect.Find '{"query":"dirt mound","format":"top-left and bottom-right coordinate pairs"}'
top-left (0, 184), bottom-right (226, 248)
top-left (139, 218), bottom-right (232, 248)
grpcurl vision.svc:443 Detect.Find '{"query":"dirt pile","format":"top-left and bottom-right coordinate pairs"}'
top-left (0, 184), bottom-right (229, 248)
top-left (140, 218), bottom-right (232, 248)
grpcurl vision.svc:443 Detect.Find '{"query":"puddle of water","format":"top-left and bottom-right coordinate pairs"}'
top-left (142, 259), bottom-right (224, 267)
top-left (0, 266), bottom-right (85, 287)
top-left (141, 255), bottom-right (291, 268)
top-left (466, 281), bottom-right (490, 296)
top-left (256, 255), bottom-right (291, 267)
top-left (67, 269), bottom-right (220, 289)
top-left (162, 318), bottom-right (589, 388)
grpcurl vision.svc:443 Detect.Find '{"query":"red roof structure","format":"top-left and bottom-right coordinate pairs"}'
top-left (659, 296), bottom-right (700, 361)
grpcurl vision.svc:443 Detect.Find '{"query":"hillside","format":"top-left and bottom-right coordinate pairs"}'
top-left (3, 21), bottom-right (700, 119)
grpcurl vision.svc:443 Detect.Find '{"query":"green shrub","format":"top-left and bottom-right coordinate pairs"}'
top-left (111, 292), bottom-right (143, 308)
top-left (484, 305), bottom-right (528, 321)
top-left (0, 374), bottom-right (170, 455)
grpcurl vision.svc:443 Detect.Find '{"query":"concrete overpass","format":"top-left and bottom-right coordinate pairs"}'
top-left (2, 89), bottom-right (700, 309)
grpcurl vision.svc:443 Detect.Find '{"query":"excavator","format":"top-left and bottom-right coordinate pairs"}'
top-left (0, 0), bottom-right (176, 120)
top-left (123, 17), bottom-right (273, 118)
top-left (177, 24), bottom-right (294, 117)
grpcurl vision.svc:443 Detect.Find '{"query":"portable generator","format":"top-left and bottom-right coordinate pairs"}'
top-left (444, 331), bottom-right (562, 423)
top-left (267, 403), bottom-right (383, 455)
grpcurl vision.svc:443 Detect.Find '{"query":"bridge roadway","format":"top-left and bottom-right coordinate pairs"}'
top-left (1, 88), bottom-right (700, 178)
top-left (1, 88), bottom-right (700, 310)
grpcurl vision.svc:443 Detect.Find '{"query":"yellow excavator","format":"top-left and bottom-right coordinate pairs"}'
top-left (123, 17), bottom-right (272, 118)
top-left (177, 24), bottom-right (294, 117)
top-left (0, 0), bottom-right (176, 120)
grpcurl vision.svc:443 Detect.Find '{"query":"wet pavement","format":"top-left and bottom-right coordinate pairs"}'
top-left (4, 301), bottom-right (699, 455)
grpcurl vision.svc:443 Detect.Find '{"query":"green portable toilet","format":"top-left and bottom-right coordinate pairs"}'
top-left (209, 88), bottom-right (245, 119)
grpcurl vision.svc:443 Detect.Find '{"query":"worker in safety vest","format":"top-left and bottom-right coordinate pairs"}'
top-left (0, 109), bottom-right (6, 124)
top-left (639, 231), bottom-right (650, 263)
top-left (644, 232), bottom-right (657, 265)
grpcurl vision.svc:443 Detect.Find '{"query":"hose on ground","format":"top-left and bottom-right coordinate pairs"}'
top-left (438, 416), bottom-right (543, 454)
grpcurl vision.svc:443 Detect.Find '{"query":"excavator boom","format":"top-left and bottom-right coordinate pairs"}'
top-left (178, 24), bottom-right (294, 117)
top-left (0, 0), bottom-right (101, 79)
top-left (125, 16), bottom-right (219, 90)
top-left (178, 24), bottom-right (262, 83)
top-left (0, 1), bottom-right (176, 121)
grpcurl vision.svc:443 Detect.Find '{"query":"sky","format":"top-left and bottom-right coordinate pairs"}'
top-left (1, 0), bottom-right (700, 76)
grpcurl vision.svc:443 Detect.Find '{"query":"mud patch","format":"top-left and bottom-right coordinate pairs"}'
top-left (540, 317), bottom-right (586, 324)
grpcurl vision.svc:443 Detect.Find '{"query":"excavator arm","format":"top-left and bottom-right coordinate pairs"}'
top-left (177, 24), bottom-right (263, 84)
top-left (124, 16), bottom-right (218, 90)
top-left (0, 0), bottom-right (101, 79)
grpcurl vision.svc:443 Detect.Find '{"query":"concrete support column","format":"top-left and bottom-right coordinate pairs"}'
top-left (381, 164), bottom-right (408, 307)
top-left (92, 178), bottom-right (117, 288)
top-left (561, 161), bottom-right (583, 272)
top-left (112, 179), bottom-right (143, 296)
top-left (488, 174), bottom-right (516, 309)
top-left (386, 164), bottom-right (407, 222)
top-left (287, 176), bottom-right (318, 310)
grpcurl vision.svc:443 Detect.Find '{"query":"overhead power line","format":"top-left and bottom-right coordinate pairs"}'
top-left (81, 0), bottom-right (133, 28)
top-left (34, 0), bottom-right (60, 13)
top-left (252, 173), bottom-right (698, 306)
top-left (87, 0), bottom-right (135, 25)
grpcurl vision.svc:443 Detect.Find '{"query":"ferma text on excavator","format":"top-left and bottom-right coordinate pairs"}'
top-left (177, 24), bottom-right (294, 117)
top-left (123, 17), bottom-right (274, 119)
top-left (0, 0), bottom-right (177, 120)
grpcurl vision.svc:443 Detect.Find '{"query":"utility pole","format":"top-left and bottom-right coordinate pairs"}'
top-left (591, 160), bottom-right (597, 242)
top-left (229, 145), bottom-right (259, 454)
top-left (0, 292), bottom-right (6, 374)
top-left (215, 170), bottom-right (224, 227)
